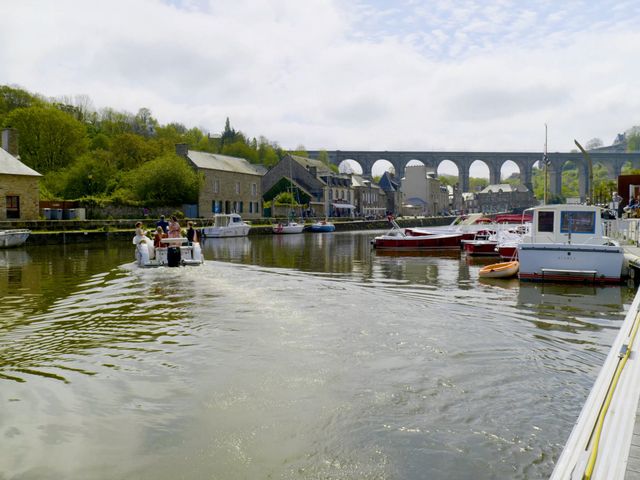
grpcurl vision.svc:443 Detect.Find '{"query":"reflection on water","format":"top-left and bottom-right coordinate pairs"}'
top-left (0, 234), bottom-right (637, 479)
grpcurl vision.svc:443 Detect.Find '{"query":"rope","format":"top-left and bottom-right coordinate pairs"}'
top-left (583, 311), bottom-right (640, 479)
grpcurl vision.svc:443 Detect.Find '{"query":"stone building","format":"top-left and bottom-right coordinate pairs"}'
top-left (351, 174), bottom-right (387, 218)
top-left (176, 144), bottom-right (263, 219)
top-left (378, 171), bottom-right (402, 215)
top-left (475, 183), bottom-right (537, 213)
top-left (262, 154), bottom-right (355, 217)
top-left (400, 165), bottom-right (449, 216)
top-left (0, 129), bottom-right (41, 221)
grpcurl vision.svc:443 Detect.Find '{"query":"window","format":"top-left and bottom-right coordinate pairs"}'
top-left (213, 179), bottom-right (220, 194)
top-left (252, 183), bottom-right (257, 196)
top-left (239, 201), bottom-right (243, 213)
top-left (6, 195), bottom-right (19, 219)
top-left (560, 211), bottom-right (595, 234)
top-left (235, 182), bottom-right (240, 194)
top-left (537, 211), bottom-right (554, 232)
top-left (249, 202), bottom-right (253, 213)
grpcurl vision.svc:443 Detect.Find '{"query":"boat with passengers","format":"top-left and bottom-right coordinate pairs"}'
top-left (133, 234), bottom-right (204, 267)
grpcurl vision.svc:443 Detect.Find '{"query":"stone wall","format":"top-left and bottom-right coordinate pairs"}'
top-left (0, 174), bottom-right (40, 220)
top-left (199, 169), bottom-right (263, 219)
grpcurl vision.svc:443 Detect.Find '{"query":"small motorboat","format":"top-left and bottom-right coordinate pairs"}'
top-left (310, 220), bottom-right (335, 232)
top-left (202, 213), bottom-right (250, 238)
top-left (372, 218), bottom-right (462, 250)
top-left (479, 260), bottom-right (519, 279)
top-left (0, 229), bottom-right (30, 248)
top-left (462, 230), bottom-right (499, 256)
top-left (133, 235), bottom-right (204, 267)
top-left (272, 221), bottom-right (305, 234)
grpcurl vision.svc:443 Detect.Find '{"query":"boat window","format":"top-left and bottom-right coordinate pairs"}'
top-left (560, 211), bottom-right (595, 234)
top-left (537, 211), bottom-right (554, 232)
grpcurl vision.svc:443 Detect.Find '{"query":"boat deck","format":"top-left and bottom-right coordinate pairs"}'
top-left (628, 246), bottom-right (640, 480)
top-left (551, 245), bottom-right (640, 479)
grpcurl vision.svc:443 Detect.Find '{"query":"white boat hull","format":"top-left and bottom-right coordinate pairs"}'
top-left (202, 225), bottom-right (250, 238)
top-left (0, 229), bottom-right (30, 248)
top-left (273, 223), bottom-right (304, 234)
top-left (517, 243), bottom-right (624, 283)
top-left (134, 237), bottom-right (204, 267)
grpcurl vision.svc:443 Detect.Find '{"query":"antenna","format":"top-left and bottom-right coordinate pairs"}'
top-left (543, 124), bottom-right (549, 204)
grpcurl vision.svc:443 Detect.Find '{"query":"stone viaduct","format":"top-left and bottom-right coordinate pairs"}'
top-left (307, 150), bottom-right (640, 201)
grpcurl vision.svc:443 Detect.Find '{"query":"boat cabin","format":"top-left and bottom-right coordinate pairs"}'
top-left (213, 213), bottom-right (247, 228)
top-left (525, 204), bottom-right (608, 245)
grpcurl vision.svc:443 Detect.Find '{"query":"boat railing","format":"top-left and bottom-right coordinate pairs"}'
top-left (606, 218), bottom-right (640, 246)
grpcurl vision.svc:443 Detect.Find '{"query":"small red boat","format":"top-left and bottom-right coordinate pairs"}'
top-left (463, 239), bottom-right (499, 256)
top-left (373, 231), bottom-right (463, 250)
top-left (372, 219), bottom-right (463, 250)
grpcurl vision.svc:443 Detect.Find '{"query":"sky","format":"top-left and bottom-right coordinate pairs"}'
top-left (1, 0), bottom-right (639, 178)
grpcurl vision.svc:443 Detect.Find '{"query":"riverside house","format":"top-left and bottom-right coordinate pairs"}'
top-left (176, 144), bottom-right (263, 220)
top-left (262, 154), bottom-right (355, 217)
top-left (0, 129), bottom-right (41, 221)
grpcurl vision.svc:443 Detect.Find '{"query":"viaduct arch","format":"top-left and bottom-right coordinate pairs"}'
top-left (307, 150), bottom-right (640, 201)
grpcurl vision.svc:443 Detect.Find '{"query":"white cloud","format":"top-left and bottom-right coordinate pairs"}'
top-left (0, 0), bottom-right (638, 162)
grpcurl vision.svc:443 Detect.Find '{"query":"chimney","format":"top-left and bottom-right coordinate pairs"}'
top-left (175, 143), bottom-right (189, 158)
top-left (2, 128), bottom-right (18, 156)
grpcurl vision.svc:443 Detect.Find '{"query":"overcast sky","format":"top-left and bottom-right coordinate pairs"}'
top-left (1, 0), bottom-right (639, 177)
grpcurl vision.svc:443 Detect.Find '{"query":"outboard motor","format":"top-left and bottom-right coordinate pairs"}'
top-left (167, 246), bottom-right (181, 267)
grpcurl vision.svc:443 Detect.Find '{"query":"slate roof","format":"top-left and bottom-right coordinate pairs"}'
top-left (289, 154), bottom-right (333, 174)
top-left (0, 148), bottom-right (41, 176)
top-left (186, 150), bottom-right (262, 176)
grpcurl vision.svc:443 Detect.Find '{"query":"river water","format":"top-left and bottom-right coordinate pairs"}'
top-left (0, 231), bottom-right (636, 479)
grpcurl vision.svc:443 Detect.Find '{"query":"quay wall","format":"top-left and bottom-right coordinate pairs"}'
top-left (2, 216), bottom-right (453, 246)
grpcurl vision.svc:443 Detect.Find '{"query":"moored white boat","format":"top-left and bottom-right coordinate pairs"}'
top-left (272, 221), bottom-right (305, 234)
top-left (202, 213), bottom-right (250, 238)
top-left (0, 229), bottom-right (30, 248)
top-left (517, 204), bottom-right (623, 283)
top-left (133, 236), bottom-right (204, 267)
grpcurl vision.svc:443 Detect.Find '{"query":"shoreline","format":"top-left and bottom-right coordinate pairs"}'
top-left (13, 216), bottom-right (453, 246)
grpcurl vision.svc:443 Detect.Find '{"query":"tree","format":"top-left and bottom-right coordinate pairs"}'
top-left (585, 138), bottom-right (603, 150)
top-left (111, 133), bottom-right (161, 170)
top-left (626, 126), bottom-right (640, 152)
top-left (220, 117), bottom-right (238, 150)
top-left (221, 141), bottom-right (258, 163)
top-left (290, 145), bottom-right (309, 157)
top-left (3, 106), bottom-right (88, 173)
top-left (0, 85), bottom-right (43, 118)
top-left (127, 153), bottom-right (201, 205)
top-left (59, 151), bottom-right (118, 199)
